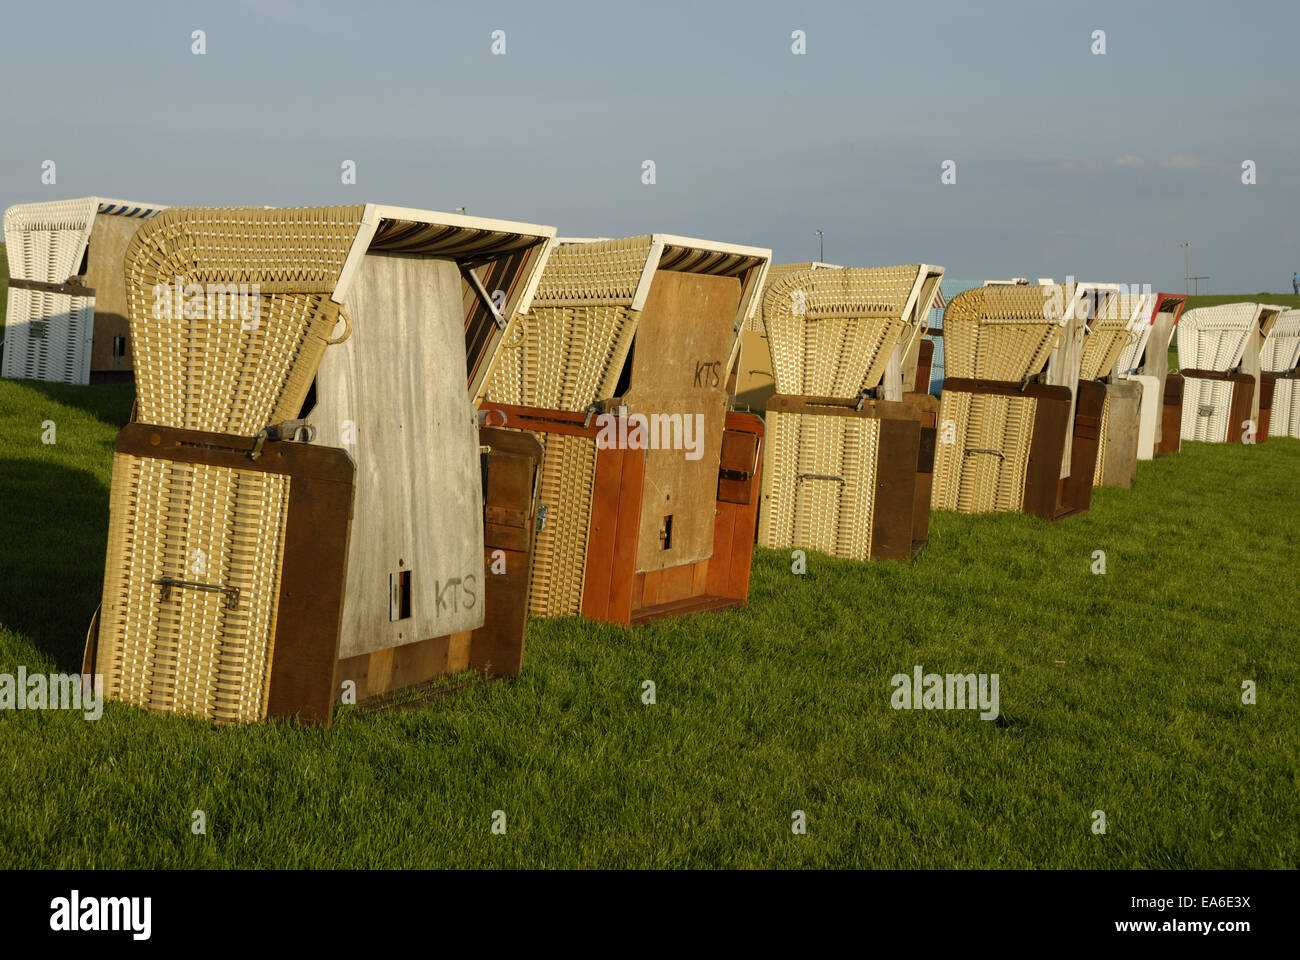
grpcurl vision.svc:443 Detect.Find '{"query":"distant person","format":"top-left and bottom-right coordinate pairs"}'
top-left (1293, 271), bottom-right (1298, 294)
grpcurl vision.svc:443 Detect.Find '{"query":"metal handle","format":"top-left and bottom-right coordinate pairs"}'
top-left (797, 473), bottom-right (846, 484)
top-left (154, 577), bottom-right (240, 610)
top-left (325, 305), bottom-right (353, 345)
top-left (963, 448), bottom-right (1006, 461)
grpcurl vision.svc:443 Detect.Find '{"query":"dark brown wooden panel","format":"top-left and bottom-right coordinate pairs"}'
top-left (1054, 380), bottom-right (1106, 520)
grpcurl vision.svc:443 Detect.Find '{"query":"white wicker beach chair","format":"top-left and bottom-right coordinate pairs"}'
top-left (3, 197), bottom-right (166, 384)
top-left (1261, 309), bottom-right (1300, 439)
top-left (1178, 303), bottom-right (1284, 443)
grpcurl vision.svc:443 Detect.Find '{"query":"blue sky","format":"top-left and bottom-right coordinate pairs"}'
top-left (1, 0), bottom-right (1296, 292)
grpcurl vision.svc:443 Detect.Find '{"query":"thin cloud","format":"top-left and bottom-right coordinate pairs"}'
top-left (1162, 155), bottom-right (1210, 170)
top-left (1114, 155), bottom-right (1144, 167)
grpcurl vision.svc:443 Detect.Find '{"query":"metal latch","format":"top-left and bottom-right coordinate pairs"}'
top-left (250, 419), bottom-right (316, 459)
top-left (154, 577), bottom-right (240, 610)
top-left (854, 387), bottom-right (881, 411)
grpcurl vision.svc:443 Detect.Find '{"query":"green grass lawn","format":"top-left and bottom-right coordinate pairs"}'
top-left (1183, 293), bottom-right (1300, 311)
top-left (0, 376), bottom-right (1296, 869)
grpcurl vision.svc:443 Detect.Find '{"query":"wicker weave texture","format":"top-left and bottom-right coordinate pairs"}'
top-left (762, 266), bottom-right (924, 397)
top-left (1181, 376), bottom-right (1233, 442)
top-left (1271, 379), bottom-right (1300, 439)
top-left (487, 302), bottom-right (640, 411)
top-left (1177, 304), bottom-right (1262, 372)
top-left (484, 236), bottom-right (654, 411)
top-left (1079, 295), bottom-right (1143, 381)
top-left (942, 286), bottom-right (1064, 381)
top-left (1114, 323), bottom-right (1152, 377)
top-left (1093, 393), bottom-right (1111, 485)
top-left (125, 206), bottom-right (365, 434)
top-left (526, 432), bottom-right (597, 617)
top-left (1261, 311), bottom-right (1300, 372)
top-left (98, 453), bottom-right (289, 723)
top-left (760, 410), bottom-right (879, 560)
top-left (745, 263), bottom-right (842, 333)
top-left (931, 391), bottom-right (1037, 513)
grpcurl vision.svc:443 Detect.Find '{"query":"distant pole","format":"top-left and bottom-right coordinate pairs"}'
top-left (1181, 242), bottom-right (1190, 296)
top-left (816, 230), bottom-right (824, 263)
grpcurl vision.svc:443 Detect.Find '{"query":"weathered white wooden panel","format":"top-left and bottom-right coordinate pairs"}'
top-left (1046, 313), bottom-right (1087, 477)
top-left (311, 252), bottom-right (485, 658)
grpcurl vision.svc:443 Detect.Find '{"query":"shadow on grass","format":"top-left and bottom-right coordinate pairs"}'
top-left (14, 379), bottom-right (134, 430)
top-left (0, 457), bottom-right (109, 671)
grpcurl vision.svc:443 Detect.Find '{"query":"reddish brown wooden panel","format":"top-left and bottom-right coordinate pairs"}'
top-left (1258, 373), bottom-right (1277, 443)
top-left (469, 547), bottom-right (530, 677)
top-left (1230, 375), bottom-right (1258, 445)
top-left (711, 412), bottom-right (763, 599)
top-left (1156, 374), bottom-right (1184, 455)
top-left (718, 428), bottom-right (759, 505)
top-left (581, 446), bottom-right (646, 626)
top-left (582, 446), bottom-right (628, 622)
top-left (640, 561), bottom-right (698, 608)
top-left (706, 505), bottom-right (737, 598)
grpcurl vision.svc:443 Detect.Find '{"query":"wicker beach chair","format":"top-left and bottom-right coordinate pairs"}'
top-left (88, 205), bottom-right (555, 723)
top-left (1178, 303), bottom-right (1284, 443)
top-left (3, 198), bottom-right (166, 384)
top-left (931, 283), bottom-right (1099, 519)
top-left (479, 234), bottom-right (770, 625)
top-left (1260, 309), bottom-right (1300, 440)
top-left (755, 264), bottom-right (945, 561)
